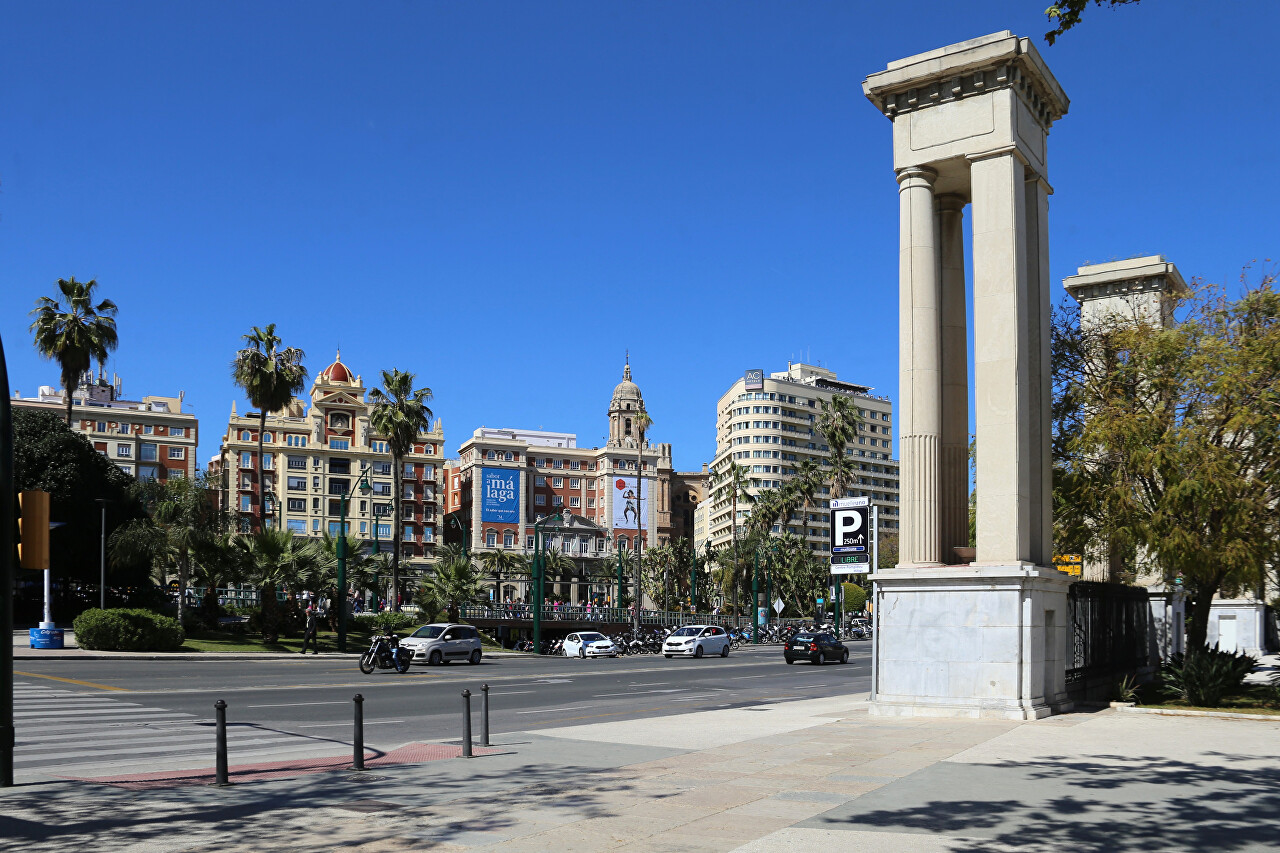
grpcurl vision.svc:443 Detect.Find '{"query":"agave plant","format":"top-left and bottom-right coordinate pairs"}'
top-left (1161, 646), bottom-right (1257, 707)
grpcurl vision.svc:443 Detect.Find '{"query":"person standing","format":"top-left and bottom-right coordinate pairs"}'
top-left (300, 605), bottom-right (319, 655)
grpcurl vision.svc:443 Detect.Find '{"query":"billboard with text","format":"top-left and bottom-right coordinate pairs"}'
top-left (481, 468), bottom-right (520, 523)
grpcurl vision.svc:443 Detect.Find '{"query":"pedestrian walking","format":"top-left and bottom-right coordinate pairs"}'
top-left (299, 605), bottom-right (320, 654)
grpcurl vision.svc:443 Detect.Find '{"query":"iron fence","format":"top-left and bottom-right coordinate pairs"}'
top-left (1064, 581), bottom-right (1150, 693)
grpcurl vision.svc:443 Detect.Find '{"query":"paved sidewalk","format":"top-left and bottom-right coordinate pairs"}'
top-left (2, 691), bottom-right (1278, 852)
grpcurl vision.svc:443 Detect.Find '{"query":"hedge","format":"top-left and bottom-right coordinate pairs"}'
top-left (73, 608), bottom-right (185, 651)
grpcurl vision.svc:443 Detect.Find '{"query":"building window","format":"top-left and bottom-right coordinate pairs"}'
top-left (403, 463), bottom-right (415, 477)
top-left (553, 459), bottom-right (563, 469)
top-left (372, 481), bottom-right (392, 496)
top-left (423, 464), bottom-right (435, 479)
top-left (119, 464), bottom-right (133, 476)
top-left (618, 537), bottom-right (629, 551)
top-left (535, 476), bottom-right (546, 487)
top-left (329, 478), bottom-right (350, 495)
top-left (288, 455), bottom-right (306, 470)
top-left (403, 484), bottom-right (415, 499)
top-left (503, 532), bottom-right (514, 548)
top-left (287, 434), bottom-right (307, 447)
top-left (535, 494), bottom-right (546, 506)
top-left (552, 495), bottom-right (563, 507)
top-left (287, 519), bottom-right (306, 533)
top-left (240, 495), bottom-right (251, 511)
top-left (330, 439), bottom-right (350, 450)
top-left (569, 497), bottom-right (581, 508)
top-left (144, 425), bottom-right (153, 435)
top-left (328, 522), bottom-right (348, 536)
top-left (486, 531), bottom-right (496, 547)
top-left (240, 430), bottom-right (252, 441)
top-left (486, 450), bottom-right (497, 460)
top-left (569, 478), bottom-right (580, 489)
top-left (95, 421), bottom-right (106, 433)
top-left (377, 523), bottom-right (391, 538)
top-left (287, 476), bottom-right (306, 491)
top-left (423, 527), bottom-right (434, 543)
top-left (312, 519), bottom-right (320, 532)
top-left (116, 445), bottom-right (132, 458)
top-left (403, 526), bottom-right (414, 542)
top-left (552, 477), bottom-right (563, 488)
top-left (526, 536), bottom-right (535, 549)
top-left (503, 452), bottom-right (513, 461)
top-left (262, 452), bottom-right (273, 470)
top-left (118, 422), bottom-right (130, 434)
top-left (141, 443), bottom-right (157, 462)
top-left (262, 432), bottom-right (273, 442)
top-left (571, 461), bottom-right (580, 470)
top-left (587, 497), bottom-right (595, 508)
top-left (287, 498), bottom-right (305, 512)
top-left (329, 458), bottom-right (351, 475)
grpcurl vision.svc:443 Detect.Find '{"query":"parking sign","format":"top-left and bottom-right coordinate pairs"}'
top-left (831, 497), bottom-right (869, 553)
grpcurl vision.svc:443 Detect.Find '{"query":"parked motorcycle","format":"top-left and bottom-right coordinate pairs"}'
top-left (359, 633), bottom-right (411, 674)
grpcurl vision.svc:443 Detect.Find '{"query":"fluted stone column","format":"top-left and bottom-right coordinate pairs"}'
top-left (1024, 172), bottom-right (1054, 567)
top-left (897, 166), bottom-right (942, 566)
top-left (937, 194), bottom-right (970, 562)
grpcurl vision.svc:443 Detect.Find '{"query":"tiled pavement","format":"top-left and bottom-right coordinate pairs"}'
top-left (2, 693), bottom-right (1278, 852)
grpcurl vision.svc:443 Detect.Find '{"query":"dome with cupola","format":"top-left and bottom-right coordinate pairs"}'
top-left (320, 350), bottom-right (354, 384)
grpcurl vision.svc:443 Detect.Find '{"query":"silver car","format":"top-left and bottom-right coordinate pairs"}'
top-left (400, 623), bottom-right (483, 665)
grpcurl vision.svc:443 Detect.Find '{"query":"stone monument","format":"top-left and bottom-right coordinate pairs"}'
top-left (863, 32), bottom-right (1073, 719)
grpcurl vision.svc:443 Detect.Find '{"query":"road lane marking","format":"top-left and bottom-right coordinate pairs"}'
top-left (592, 689), bottom-right (684, 697)
top-left (14, 672), bottom-right (126, 692)
top-left (247, 701), bottom-right (349, 708)
top-left (515, 704), bottom-right (592, 715)
top-left (731, 674), bottom-right (769, 679)
top-left (296, 720), bottom-right (405, 728)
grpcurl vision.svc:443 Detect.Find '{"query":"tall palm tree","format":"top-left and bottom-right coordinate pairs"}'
top-left (230, 325), bottom-right (307, 532)
top-left (818, 395), bottom-right (862, 499)
top-left (711, 461), bottom-right (754, 617)
top-left (29, 277), bottom-right (119, 425)
top-left (369, 368), bottom-right (434, 612)
top-left (632, 409), bottom-right (652, 632)
top-left (793, 456), bottom-right (824, 540)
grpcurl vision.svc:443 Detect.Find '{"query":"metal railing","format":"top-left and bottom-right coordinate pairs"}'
top-left (456, 604), bottom-right (809, 628)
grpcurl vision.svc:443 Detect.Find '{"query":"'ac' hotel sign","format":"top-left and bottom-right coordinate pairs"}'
top-left (744, 369), bottom-right (764, 391)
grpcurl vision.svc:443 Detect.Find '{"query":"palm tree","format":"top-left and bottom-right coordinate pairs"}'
top-left (711, 461), bottom-right (754, 618)
top-left (819, 395), bottom-right (862, 499)
top-left (421, 547), bottom-right (482, 622)
top-left (29, 277), bottom-right (119, 425)
top-left (109, 477), bottom-right (220, 625)
top-left (233, 527), bottom-right (322, 643)
top-left (793, 456), bottom-right (824, 540)
top-left (478, 549), bottom-right (528, 604)
top-left (369, 369), bottom-right (434, 612)
top-left (230, 325), bottom-right (307, 532)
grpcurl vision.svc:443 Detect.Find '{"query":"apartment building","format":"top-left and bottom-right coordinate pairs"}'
top-left (213, 353), bottom-right (444, 570)
top-left (706, 363), bottom-right (900, 556)
top-left (12, 374), bottom-right (198, 482)
top-left (440, 361), bottom-right (681, 603)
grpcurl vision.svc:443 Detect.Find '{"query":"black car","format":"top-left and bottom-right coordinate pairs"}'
top-left (784, 632), bottom-right (849, 665)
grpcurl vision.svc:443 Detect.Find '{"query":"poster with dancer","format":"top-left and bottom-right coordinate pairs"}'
top-left (611, 476), bottom-right (648, 530)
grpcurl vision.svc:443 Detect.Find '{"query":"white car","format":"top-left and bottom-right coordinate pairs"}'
top-left (663, 625), bottom-right (730, 659)
top-left (563, 632), bottom-right (618, 658)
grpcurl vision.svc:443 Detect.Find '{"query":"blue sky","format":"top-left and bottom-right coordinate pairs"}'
top-left (3, 1), bottom-right (1276, 472)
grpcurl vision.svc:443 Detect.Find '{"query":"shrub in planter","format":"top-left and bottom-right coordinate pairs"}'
top-left (73, 608), bottom-right (185, 652)
top-left (1161, 646), bottom-right (1256, 707)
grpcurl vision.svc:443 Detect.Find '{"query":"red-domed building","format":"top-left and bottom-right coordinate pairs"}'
top-left (214, 351), bottom-right (446, 584)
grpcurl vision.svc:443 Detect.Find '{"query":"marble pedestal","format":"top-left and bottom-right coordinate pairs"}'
top-left (869, 564), bottom-right (1073, 720)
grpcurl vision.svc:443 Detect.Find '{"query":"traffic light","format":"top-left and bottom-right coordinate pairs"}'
top-left (18, 490), bottom-right (50, 571)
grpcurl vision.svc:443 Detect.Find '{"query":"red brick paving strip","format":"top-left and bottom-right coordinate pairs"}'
top-left (64, 742), bottom-right (503, 790)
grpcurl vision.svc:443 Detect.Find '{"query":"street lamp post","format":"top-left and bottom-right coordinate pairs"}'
top-left (752, 548), bottom-right (760, 644)
top-left (95, 499), bottom-right (109, 610)
top-left (336, 470), bottom-right (373, 653)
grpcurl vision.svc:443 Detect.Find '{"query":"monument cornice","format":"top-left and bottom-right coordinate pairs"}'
top-left (863, 31), bottom-right (1069, 130)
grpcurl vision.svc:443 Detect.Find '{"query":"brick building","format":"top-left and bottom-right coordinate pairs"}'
top-left (12, 373), bottom-right (198, 482)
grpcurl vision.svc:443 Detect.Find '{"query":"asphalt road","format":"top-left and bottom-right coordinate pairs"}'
top-left (11, 643), bottom-right (871, 779)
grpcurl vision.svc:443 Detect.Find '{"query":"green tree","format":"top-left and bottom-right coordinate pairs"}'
top-left (12, 409), bottom-right (146, 605)
top-left (108, 476), bottom-right (222, 624)
top-left (1052, 273), bottom-right (1280, 649)
top-left (421, 545), bottom-right (483, 622)
top-left (28, 277), bottom-right (119, 425)
top-left (818, 395), bottom-right (862, 499)
top-left (368, 368), bottom-right (434, 612)
top-left (477, 549), bottom-right (527, 603)
top-left (230, 325), bottom-right (307, 533)
top-left (1043, 0), bottom-right (1143, 45)
top-left (232, 527), bottom-right (322, 642)
top-left (710, 461), bottom-right (755, 618)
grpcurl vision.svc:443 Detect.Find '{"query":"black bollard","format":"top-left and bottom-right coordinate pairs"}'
top-left (461, 689), bottom-right (473, 758)
top-left (213, 699), bottom-right (229, 786)
top-left (480, 683), bottom-right (490, 747)
top-left (352, 693), bottom-right (366, 771)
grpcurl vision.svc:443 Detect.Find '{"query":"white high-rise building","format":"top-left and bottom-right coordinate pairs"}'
top-left (706, 363), bottom-right (900, 556)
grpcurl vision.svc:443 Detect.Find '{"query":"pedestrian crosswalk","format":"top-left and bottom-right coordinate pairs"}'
top-left (13, 681), bottom-right (335, 778)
